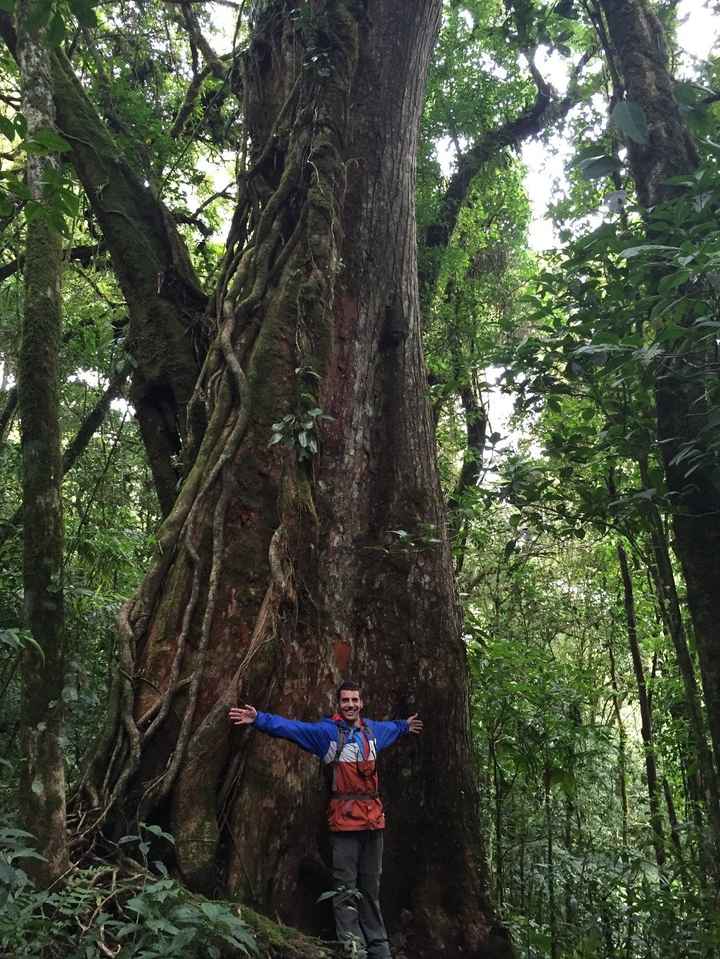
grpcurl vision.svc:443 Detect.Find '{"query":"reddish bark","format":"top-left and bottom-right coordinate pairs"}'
top-left (83, 3), bottom-right (507, 956)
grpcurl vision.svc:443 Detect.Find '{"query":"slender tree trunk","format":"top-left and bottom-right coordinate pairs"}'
top-left (617, 543), bottom-right (665, 867)
top-left (450, 383), bottom-right (487, 574)
top-left (638, 458), bottom-right (720, 872)
top-left (0, 384), bottom-right (17, 445)
top-left (80, 4), bottom-right (507, 956)
top-left (598, 0), bottom-right (720, 780)
top-left (15, 0), bottom-right (68, 883)
top-left (607, 640), bottom-right (634, 956)
top-left (544, 760), bottom-right (559, 959)
top-left (662, 777), bottom-right (684, 863)
top-left (607, 641), bottom-right (629, 854)
top-left (490, 735), bottom-right (504, 907)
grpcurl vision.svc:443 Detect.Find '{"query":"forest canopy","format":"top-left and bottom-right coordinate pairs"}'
top-left (0, 0), bottom-right (719, 957)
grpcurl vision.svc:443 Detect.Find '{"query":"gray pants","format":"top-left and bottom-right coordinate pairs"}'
top-left (331, 830), bottom-right (391, 959)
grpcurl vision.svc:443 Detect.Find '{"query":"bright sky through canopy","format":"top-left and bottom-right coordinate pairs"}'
top-left (523, 0), bottom-right (719, 252)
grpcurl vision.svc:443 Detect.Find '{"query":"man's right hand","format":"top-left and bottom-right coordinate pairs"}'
top-left (229, 705), bottom-right (258, 725)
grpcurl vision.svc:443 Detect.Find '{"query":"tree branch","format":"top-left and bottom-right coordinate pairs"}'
top-left (425, 48), bottom-right (594, 263)
top-left (61, 359), bottom-right (131, 475)
top-left (0, 243), bottom-right (103, 284)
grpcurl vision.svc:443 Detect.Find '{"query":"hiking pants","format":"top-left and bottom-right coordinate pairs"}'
top-left (331, 830), bottom-right (391, 959)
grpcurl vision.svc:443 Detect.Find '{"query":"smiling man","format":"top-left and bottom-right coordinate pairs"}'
top-left (229, 680), bottom-right (422, 959)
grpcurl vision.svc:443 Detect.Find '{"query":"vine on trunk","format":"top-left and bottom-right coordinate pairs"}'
top-left (75, 0), bottom-right (360, 852)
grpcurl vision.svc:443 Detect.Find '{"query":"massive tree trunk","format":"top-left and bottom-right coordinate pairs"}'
top-left (598, 0), bottom-right (720, 775)
top-left (15, 0), bottom-right (68, 883)
top-left (81, 3), bottom-right (507, 956)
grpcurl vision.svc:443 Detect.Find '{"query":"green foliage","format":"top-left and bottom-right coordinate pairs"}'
top-left (610, 101), bottom-right (649, 145)
top-left (0, 822), bottom-right (259, 958)
top-left (269, 404), bottom-right (333, 462)
top-left (464, 510), bottom-right (720, 958)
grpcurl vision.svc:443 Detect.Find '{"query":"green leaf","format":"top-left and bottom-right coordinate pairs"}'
top-left (126, 895), bottom-right (153, 915)
top-left (611, 101), bottom-right (649, 145)
top-left (25, 127), bottom-right (72, 155)
top-left (619, 244), bottom-right (678, 258)
top-left (577, 155), bottom-right (623, 180)
top-left (27, 0), bottom-right (53, 31)
top-left (68, 0), bottom-right (98, 26)
top-left (8, 847), bottom-right (46, 862)
top-left (47, 10), bottom-right (66, 45)
top-left (0, 116), bottom-right (15, 141)
top-left (657, 269), bottom-right (690, 293)
top-left (0, 0), bottom-right (15, 11)
top-left (316, 889), bottom-right (338, 903)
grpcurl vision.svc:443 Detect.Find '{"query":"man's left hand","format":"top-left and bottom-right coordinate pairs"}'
top-left (406, 714), bottom-right (423, 734)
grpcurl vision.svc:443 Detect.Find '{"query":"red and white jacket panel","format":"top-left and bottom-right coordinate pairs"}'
top-left (252, 710), bottom-right (409, 831)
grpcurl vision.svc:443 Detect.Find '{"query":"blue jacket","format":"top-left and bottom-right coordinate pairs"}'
top-left (253, 711), bottom-right (409, 831)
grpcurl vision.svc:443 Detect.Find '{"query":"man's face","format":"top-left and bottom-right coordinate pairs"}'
top-left (338, 689), bottom-right (363, 724)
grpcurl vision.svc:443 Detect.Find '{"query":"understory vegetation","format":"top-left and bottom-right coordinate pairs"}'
top-left (1, 0), bottom-right (719, 956)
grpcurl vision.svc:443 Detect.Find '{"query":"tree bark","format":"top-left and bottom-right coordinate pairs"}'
top-left (598, 0), bottom-right (720, 782)
top-left (80, 3), bottom-right (508, 956)
top-left (15, 0), bottom-right (68, 884)
top-left (607, 641), bottom-right (629, 855)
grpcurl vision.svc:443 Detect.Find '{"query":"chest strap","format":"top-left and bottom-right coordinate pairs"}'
top-left (331, 792), bottom-right (379, 800)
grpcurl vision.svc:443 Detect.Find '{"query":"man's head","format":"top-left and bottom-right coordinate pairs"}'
top-left (337, 680), bottom-right (363, 726)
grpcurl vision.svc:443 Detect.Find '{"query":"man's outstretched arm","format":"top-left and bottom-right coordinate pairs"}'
top-left (229, 704), bottom-right (332, 758)
top-left (370, 713), bottom-right (423, 751)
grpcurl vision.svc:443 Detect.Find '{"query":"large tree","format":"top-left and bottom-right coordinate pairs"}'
top-left (597, 0), bottom-right (720, 779)
top-left (63, 2), bottom-right (508, 955)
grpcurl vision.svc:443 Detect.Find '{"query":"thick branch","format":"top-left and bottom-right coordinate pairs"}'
top-left (425, 50), bottom-right (593, 261)
top-left (0, 14), bottom-right (207, 515)
top-left (61, 360), bottom-right (131, 474)
top-left (0, 243), bottom-right (102, 284)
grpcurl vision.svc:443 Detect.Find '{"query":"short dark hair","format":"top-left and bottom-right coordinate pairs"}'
top-left (337, 680), bottom-right (362, 699)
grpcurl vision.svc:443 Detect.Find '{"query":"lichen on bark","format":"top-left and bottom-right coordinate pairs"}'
top-left (15, 0), bottom-right (69, 886)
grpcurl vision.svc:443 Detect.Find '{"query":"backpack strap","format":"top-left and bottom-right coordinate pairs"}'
top-left (331, 723), bottom-right (348, 795)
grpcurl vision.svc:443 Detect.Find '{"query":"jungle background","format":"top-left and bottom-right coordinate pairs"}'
top-left (1, 0), bottom-right (720, 957)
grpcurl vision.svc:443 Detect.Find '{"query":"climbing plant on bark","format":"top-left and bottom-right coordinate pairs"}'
top-left (70, 3), bottom-right (509, 956)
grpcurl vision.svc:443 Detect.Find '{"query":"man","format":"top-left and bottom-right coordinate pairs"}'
top-left (229, 681), bottom-right (422, 959)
